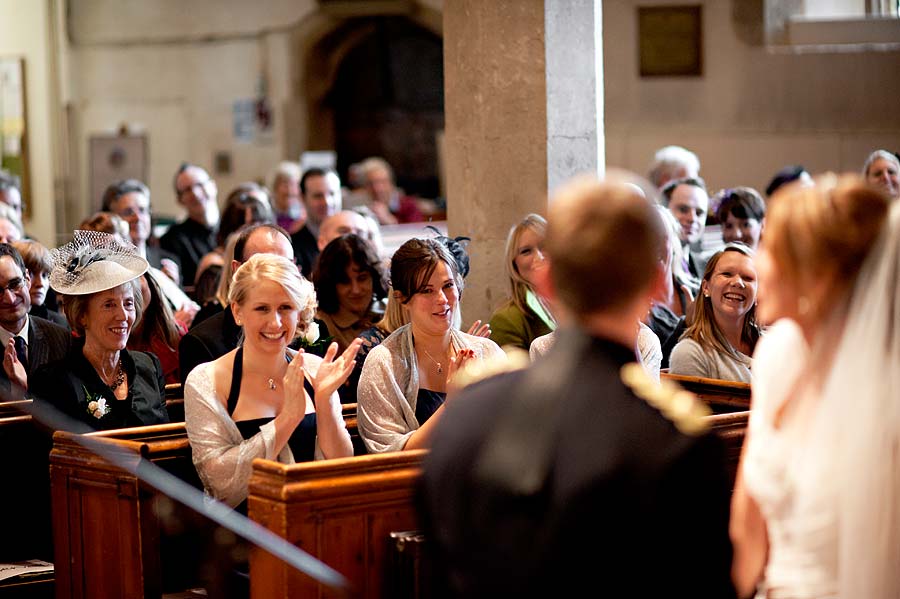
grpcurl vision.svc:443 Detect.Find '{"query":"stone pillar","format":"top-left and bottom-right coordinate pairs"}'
top-left (545, 0), bottom-right (604, 194)
top-left (444, 0), bottom-right (604, 327)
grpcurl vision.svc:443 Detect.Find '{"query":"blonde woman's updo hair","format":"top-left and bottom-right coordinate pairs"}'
top-left (228, 253), bottom-right (317, 339)
top-left (766, 173), bottom-right (890, 320)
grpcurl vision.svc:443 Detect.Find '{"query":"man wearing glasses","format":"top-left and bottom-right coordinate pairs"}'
top-left (161, 163), bottom-right (220, 292)
top-left (0, 244), bottom-right (69, 397)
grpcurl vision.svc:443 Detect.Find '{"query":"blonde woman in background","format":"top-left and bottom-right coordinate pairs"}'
top-left (489, 214), bottom-right (556, 351)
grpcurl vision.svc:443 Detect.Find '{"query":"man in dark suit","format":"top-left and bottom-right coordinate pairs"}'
top-left (661, 176), bottom-right (711, 282)
top-left (420, 176), bottom-right (736, 597)
top-left (290, 167), bottom-right (342, 277)
top-left (0, 244), bottom-right (69, 398)
top-left (161, 163), bottom-right (219, 288)
top-left (179, 223), bottom-right (295, 383)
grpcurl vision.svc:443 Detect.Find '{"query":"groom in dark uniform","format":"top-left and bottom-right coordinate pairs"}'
top-left (420, 176), bottom-right (737, 598)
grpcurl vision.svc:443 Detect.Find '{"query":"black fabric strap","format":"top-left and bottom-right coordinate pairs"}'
top-left (230, 348), bottom-right (316, 416)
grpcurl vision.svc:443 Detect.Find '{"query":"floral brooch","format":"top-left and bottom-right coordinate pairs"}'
top-left (83, 386), bottom-right (110, 419)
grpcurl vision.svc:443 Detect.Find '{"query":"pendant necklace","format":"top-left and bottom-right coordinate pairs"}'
top-left (267, 378), bottom-right (277, 391)
top-left (421, 347), bottom-right (446, 374)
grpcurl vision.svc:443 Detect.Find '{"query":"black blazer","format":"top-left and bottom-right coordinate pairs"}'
top-left (290, 225), bottom-right (320, 279)
top-left (0, 315), bottom-right (71, 400)
top-left (31, 341), bottom-right (168, 433)
top-left (178, 308), bottom-right (241, 384)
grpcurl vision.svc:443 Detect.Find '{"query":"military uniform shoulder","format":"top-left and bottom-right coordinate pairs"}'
top-left (620, 363), bottom-right (710, 436)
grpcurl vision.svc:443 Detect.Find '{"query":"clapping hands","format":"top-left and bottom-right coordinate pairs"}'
top-left (313, 339), bottom-right (363, 399)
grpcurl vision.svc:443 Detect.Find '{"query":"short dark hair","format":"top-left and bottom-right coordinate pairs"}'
top-left (714, 187), bottom-right (766, 223)
top-left (660, 176), bottom-right (707, 206)
top-left (312, 234), bottom-right (387, 314)
top-left (232, 222), bottom-right (290, 263)
top-left (300, 168), bottom-right (328, 195)
top-left (765, 165), bottom-right (808, 197)
top-left (0, 243), bottom-right (27, 275)
top-left (217, 183), bottom-right (274, 247)
top-left (101, 179), bottom-right (150, 211)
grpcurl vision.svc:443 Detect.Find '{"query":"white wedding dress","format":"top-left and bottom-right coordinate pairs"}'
top-left (743, 202), bottom-right (900, 599)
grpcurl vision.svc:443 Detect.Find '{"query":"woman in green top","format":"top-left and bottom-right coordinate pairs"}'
top-left (489, 214), bottom-right (556, 351)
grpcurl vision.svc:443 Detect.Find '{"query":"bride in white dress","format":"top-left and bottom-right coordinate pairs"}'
top-left (730, 174), bottom-right (900, 599)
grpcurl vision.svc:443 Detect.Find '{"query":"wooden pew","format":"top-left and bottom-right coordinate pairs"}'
top-left (246, 407), bottom-right (750, 599)
top-left (0, 399), bottom-right (54, 569)
top-left (48, 406), bottom-right (365, 599)
top-left (706, 410), bottom-right (750, 487)
top-left (248, 450), bottom-right (426, 599)
top-left (49, 423), bottom-right (199, 599)
top-left (660, 373), bottom-right (751, 413)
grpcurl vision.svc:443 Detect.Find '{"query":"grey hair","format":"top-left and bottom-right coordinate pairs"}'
top-left (862, 149), bottom-right (900, 178)
top-left (648, 145), bottom-right (701, 188)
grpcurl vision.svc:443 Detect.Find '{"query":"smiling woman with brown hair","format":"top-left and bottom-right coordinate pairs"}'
top-left (669, 243), bottom-right (761, 383)
top-left (357, 238), bottom-right (505, 453)
top-left (311, 234), bottom-right (388, 353)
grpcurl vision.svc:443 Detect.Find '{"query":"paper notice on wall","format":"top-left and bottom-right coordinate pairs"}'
top-left (300, 151), bottom-right (337, 172)
top-left (233, 99), bottom-right (255, 143)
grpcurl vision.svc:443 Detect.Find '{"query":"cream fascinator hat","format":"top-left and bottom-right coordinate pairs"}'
top-left (50, 230), bottom-right (149, 295)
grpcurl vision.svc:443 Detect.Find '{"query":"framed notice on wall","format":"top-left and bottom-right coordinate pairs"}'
top-left (89, 134), bottom-right (147, 211)
top-left (0, 57), bottom-right (31, 219)
top-left (638, 6), bottom-right (703, 77)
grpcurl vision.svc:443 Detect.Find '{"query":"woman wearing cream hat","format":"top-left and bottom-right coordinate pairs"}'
top-left (30, 231), bottom-right (169, 432)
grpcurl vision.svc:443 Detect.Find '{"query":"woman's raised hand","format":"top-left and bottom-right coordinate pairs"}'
top-left (466, 320), bottom-right (492, 338)
top-left (282, 349), bottom-right (310, 419)
top-left (446, 348), bottom-right (476, 393)
top-left (314, 339), bottom-right (363, 400)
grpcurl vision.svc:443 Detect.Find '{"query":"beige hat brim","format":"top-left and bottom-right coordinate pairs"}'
top-left (50, 255), bottom-right (148, 296)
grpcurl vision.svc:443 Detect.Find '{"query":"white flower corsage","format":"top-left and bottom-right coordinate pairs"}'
top-left (304, 322), bottom-right (320, 345)
top-left (84, 386), bottom-right (110, 419)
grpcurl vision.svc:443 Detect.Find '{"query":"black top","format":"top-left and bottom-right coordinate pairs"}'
top-left (290, 225), bottom-right (320, 279)
top-left (0, 315), bottom-right (71, 401)
top-left (160, 218), bottom-right (216, 289)
top-left (31, 339), bottom-right (169, 433)
top-left (228, 346), bottom-right (317, 464)
top-left (420, 329), bottom-right (736, 598)
top-left (415, 389), bottom-right (445, 426)
top-left (146, 244), bottom-right (182, 279)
